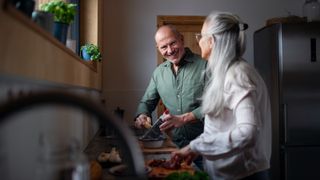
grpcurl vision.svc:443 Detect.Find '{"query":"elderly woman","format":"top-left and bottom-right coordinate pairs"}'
top-left (171, 11), bottom-right (272, 180)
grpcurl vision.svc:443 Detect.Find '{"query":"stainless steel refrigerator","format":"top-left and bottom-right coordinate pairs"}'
top-left (254, 22), bottom-right (320, 180)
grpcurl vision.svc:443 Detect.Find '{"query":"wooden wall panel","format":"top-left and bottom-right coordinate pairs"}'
top-left (80, 0), bottom-right (99, 46)
top-left (0, 4), bottom-right (102, 90)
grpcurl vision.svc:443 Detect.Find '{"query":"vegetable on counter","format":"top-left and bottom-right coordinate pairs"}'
top-left (164, 171), bottom-right (210, 180)
top-left (97, 147), bottom-right (122, 168)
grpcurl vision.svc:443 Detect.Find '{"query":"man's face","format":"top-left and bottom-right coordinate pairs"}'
top-left (155, 29), bottom-right (185, 65)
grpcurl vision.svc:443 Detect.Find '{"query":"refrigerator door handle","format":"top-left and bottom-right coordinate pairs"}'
top-left (310, 38), bottom-right (317, 62)
top-left (283, 103), bottom-right (288, 144)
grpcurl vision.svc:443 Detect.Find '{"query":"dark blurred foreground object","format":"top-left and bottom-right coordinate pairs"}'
top-left (9, 0), bottom-right (35, 17)
top-left (0, 91), bottom-right (146, 180)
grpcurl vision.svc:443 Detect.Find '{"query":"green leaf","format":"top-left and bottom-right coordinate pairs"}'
top-left (40, 0), bottom-right (77, 24)
top-left (164, 171), bottom-right (210, 180)
top-left (80, 44), bottom-right (102, 61)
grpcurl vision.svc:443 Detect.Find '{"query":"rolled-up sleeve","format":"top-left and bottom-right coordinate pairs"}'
top-left (136, 75), bottom-right (160, 117)
top-left (191, 106), bottom-right (203, 121)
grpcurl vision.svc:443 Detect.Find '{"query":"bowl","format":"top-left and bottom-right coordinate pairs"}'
top-left (97, 159), bottom-right (121, 169)
top-left (139, 136), bottom-right (166, 148)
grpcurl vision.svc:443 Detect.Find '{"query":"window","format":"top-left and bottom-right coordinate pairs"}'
top-left (33, 0), bottom-right (80, 54)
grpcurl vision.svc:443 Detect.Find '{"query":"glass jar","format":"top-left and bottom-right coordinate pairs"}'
top-left (303, 0), bottom-right (320, 22)
top-left (35, 138), bottom-right (89, 180)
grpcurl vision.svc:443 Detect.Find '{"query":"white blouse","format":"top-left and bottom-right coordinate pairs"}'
top-left (190, 61), bottom-right (271, 180)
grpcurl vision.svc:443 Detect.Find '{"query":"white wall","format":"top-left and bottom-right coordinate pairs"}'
top-left (102, 0), bottom-right (303, 124)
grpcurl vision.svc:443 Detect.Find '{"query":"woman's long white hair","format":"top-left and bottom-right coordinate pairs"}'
top-left (202, 11), bottom-right (247, 117)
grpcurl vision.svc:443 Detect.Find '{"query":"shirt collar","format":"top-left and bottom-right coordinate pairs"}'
top-left (163, 47), bottom-right (194, 67)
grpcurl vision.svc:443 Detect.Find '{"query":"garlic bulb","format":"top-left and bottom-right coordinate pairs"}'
top-left (109, 147), bottom-right (122, 163)
top-left (97, 152), bottom-right (110, 162)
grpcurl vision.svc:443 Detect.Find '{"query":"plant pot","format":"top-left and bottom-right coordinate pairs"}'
top-left (12, 0), bottom-right (35, 18)
top-left (81, 47), bottom-right (91, 61)
top-left (32, 11), bottom-right (54, 34)
top-left (53, 22), bottom-right (69, 44)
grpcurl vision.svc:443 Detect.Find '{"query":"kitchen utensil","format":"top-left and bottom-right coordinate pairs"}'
top-left (140, 110), bottom-right (169, 139)
top-left (139, 135), bottom-right (166, 148)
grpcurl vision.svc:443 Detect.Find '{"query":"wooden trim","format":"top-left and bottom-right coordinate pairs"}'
top-left (0, 3), bottom-right (101, 90)
top-left (80, 0), bottom-right (98, 45)
top-left (157, 16), bottom-right (205, 27)
top-left (4, 3), bottom-right (97, 72)
top-left (98, 0), bottom-right (103, 53)
top-left (79, 0), bottom-right (102, 72)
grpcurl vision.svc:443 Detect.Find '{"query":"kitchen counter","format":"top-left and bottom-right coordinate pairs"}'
top-left (84, 128), bottom-right (178, 159)
top-left (84, 128), bottom-right (180, 179)
top-left (142, 139), bottom-right (178, 161)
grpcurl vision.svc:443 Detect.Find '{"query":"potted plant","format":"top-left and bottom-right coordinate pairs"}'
top-left (32, 10), bottom-right (54, 34)
top-left (80, 44), bottom-right (102, 62)
top-left (40, 0), bottom-right (77, 44)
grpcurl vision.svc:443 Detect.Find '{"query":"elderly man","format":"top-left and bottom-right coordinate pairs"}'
top-left (135, 25), bottom-right (207, 169)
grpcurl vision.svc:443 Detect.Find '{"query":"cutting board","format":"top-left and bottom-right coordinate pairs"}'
top-left (146, 160), bottom-right (195, 179)
top-left (141, 138), bottom-right (178, 154)
top-left (142, 146), bottom-right (177, 154)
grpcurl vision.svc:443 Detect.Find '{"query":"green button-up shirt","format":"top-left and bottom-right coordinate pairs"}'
top-left (136, 48), bottom-right (207, 147)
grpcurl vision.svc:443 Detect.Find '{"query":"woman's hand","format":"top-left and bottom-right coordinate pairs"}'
top-left (171, 145), bottom-right (198, 165)
top-left (135, 114), bottom-right (151, 129)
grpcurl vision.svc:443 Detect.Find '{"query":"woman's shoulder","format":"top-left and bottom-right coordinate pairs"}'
top-left (223, 61), bottom-right (258, 108)
top-left (225, 60), bottom-right (257, 91)
top-left (226, 60), bottom-right (250, 80)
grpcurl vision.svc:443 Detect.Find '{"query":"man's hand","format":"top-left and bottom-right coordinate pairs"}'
top-left (135, 114), bottom-right (152, 129)
top-left (159, 112), bottom-right (196, 131)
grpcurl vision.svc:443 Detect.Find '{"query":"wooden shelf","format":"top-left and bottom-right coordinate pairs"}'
top-left (0, 2), bottom-right (102, 90)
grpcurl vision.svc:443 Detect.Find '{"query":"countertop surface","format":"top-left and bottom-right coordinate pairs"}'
top-left (84, 129), bottom-right (181, 179)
